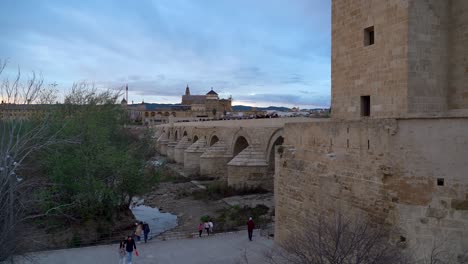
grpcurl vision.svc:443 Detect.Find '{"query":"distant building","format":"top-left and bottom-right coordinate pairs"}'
top-left (124, 85), bottom-right (233, 124)
top-left (182, 85), bottom-right (232, 117)
top-left (0, 101), bottom-right (47, 120)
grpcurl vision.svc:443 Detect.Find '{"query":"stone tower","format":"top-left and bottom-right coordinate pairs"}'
top-left (185, 85), bottom-right (190, 96)
top-left (331, 0), bottom-right (468, 120)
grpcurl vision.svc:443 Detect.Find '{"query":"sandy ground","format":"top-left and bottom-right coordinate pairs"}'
top-left (20, 230), bottom-right (274, 264)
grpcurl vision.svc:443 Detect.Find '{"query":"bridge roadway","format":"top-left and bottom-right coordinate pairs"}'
top-left (153, 117), bottom-right (318, 190)
top-left (21, 230), bottom-right (273, 264)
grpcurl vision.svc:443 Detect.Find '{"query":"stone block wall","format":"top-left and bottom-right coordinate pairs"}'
top-left (331, 0), bottom-right (409, 119)
top-left (275, 118), bottom-right (468, 259)
top-left (448, 0), bottom-right (468, 110)
top-left (227, 165), bottom-right (270, 190)
top-left (407, 0), bottom-right (449, 113)
top-left (332, 0), bottom-right (468, 119)
top-left (200, 156), bottom-right (231, 180)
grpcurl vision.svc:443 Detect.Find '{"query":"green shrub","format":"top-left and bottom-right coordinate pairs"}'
top-left (214, 204), bottom-right (271, 232)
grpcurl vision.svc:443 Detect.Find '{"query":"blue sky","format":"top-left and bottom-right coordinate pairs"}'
top-left (0, 0), bottom-right (331, 108)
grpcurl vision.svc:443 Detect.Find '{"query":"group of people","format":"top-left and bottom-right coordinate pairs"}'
top-left (118, 217), bottom-right (256, 263)
top-left (197, 217), bottom-right (256, 241)
top-left (118, 222), bottom-right (150, 264)
top-left (133, 221), bottom-right (151, 243)
top-left (197, 220), bottom-right (214, 237)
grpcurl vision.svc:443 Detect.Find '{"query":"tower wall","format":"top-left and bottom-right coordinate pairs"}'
top-left (448, 0), bottom-right (468, 110)
top-left (407, 0), bottom-right (449, 113)
top-left (331, 0), bottom-right (410, 120)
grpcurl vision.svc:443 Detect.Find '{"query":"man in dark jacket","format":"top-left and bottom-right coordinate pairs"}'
top-left (124, 235), bottom-right (137, 264)
top-left (143, 222), bottom-right (150, 243)
top-left (247, 217), bottom-right (255, 241)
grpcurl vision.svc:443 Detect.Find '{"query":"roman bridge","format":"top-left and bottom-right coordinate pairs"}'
top-left (153, 118), bottom-right (313, 191)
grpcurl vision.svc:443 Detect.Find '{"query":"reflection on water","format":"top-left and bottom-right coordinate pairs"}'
top-left (130, 203), bottom-right (177, 238)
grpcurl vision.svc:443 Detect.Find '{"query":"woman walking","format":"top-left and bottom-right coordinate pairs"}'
top-left (204, 221), bottom-right (210, 236)
top-left (123, 236), bottom-right (137, 264)
top-left (208, 220), bottom-right (214, 234)
top-left (118, 238), bottom-right (126, 264)
top-left (134, 222), bottom-right (143, 243)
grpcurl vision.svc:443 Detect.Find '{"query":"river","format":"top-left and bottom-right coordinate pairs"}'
top-left (130, 199), bottom-right (177, 239)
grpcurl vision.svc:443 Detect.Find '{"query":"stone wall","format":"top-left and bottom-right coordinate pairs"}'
top-left (275, 118), bottom-right (468, 259)
top-left (331, 0), bottom-right (409, 119)
top-left (448, 0), bottom-right (468, 110)
top-left (408, 0), bottom-right (449, 113)
top-left (153, 118), bottom-right (312, 188)
top-left (331, 0), bottom-right (468, 119)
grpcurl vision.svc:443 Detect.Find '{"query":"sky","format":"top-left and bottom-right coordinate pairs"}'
top-left (0, 0), bottom-right (331, 108)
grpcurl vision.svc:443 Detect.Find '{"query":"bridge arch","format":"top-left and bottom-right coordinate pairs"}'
top-left (230, 129), bottom-right (253, 157)
top-left (183, 130), bottom-right (188, 137)
top-left (232, 136), bottom-right (249, 157)
top-left (266, 128), bottom-right (284, 164)
top-left (209, 135), bottom-right (219, 146)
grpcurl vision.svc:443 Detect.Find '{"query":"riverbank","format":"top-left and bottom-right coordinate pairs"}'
top-left (141, 158), bottom-right (274, 236)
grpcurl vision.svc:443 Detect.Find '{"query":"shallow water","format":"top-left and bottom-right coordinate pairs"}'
top-left (130, 204), bottom-right (177, 238)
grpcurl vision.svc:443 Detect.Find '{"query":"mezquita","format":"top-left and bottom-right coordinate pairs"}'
top-left (123, 85), bottom-right (232, 124)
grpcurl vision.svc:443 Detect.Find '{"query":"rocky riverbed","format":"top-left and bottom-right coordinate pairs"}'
top-left (140, 160), bottom-right (274, 235)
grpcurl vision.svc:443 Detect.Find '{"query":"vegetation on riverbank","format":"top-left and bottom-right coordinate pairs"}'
top-left (0, 61), bottom-right (159, 260)
top-left (213, 204), bottom-right (271, 232)
top-left (177, 181), bottom-right (269, 201)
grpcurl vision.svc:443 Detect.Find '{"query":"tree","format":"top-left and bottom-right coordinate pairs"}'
top-left (0, 60), bottom-right (66, 261)
top-left (265, 210), bottom-right (407, 264)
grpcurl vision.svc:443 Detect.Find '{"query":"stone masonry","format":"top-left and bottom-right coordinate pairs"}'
top-left (276, 0), bottom-right (468, 261)
top-left (154, 118), bottom-right (313, 191)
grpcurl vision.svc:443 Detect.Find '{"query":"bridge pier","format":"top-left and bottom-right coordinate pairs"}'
top-left (174, 136), bottom-right (192, 164)
top-left (153, 130), bottom-right (163, 152)
top-left (200, 140), bottom-right (232, 180)
top-left (167, 140), bottom-right (178, 162)
top-left (227, 146), bottom-right (271, 191)
top-left (157, 132), bottom-right (169, 156)
top-left (184, 137), bottom-right (207, 177)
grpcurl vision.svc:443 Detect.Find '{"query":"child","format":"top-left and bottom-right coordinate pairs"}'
top-left (118, 238), bottom-right (126, 264)
top-left (198, 223), bottom-right (203, 237)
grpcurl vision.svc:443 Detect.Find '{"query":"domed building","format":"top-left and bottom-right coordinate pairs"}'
top-left (124, 85), bottom-right (232, 125)
top-left (181, 85), bottom-right (232, 118)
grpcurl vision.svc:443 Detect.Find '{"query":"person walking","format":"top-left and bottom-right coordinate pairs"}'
top-left (198, 223), bottom-right (204, 237)
top-left (247, 217), bottom-right (255, 241)
top-left (204, 221), bottom-right (210, 236)
top-left (123, 236), bottom-right (137, 264)
top-left (143, 222), bottom-right (150, 243)
top-left (134, 222), bottom-right (143, 243)
top-left (118, 238), bottom-right (126, 264)
top-left (208, 220), bottom-right (214, 234)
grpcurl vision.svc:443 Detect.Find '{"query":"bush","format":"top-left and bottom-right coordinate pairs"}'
top-left (214, 205), bottom-right (271, 232)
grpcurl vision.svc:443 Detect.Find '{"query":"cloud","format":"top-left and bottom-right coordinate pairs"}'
top-left (0, 0), bottom-right (331, 108)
